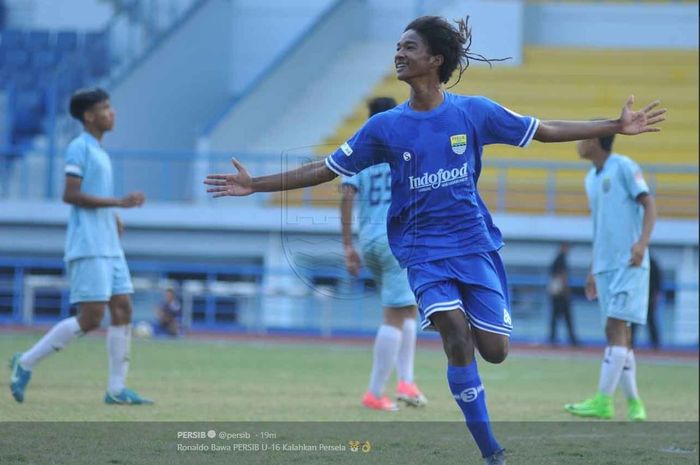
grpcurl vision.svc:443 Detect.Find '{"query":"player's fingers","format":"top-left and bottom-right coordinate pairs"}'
top-left (643, 127), bottom-right (662, 133)
top-left (647, 115), bottom-right (666, 125)
top-left (203, 179), bottom-right (227, 186)
top-left (625, 95), bottom-right (635, 108)
top-left (206, 174), bottom-right (229, 180)
top-left (231, 158), bottom-right (246, 173)
top-left (647, 108), bottom-right (666, 118)
top-left (206, 186), bottom-right (228, 193)
top-left (641, 100), bottom-right (661, 113)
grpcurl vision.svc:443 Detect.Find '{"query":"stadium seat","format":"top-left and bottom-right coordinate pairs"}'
top-left (56, 32), bottom-right (78, 52)
top-left (311, 47), bottom-right (698, 218)
top-left (4, 50), bottom-right (29, 69)
top-left (27, 31), bottom-right (51, 51)
top-left (31, 50), bottom-right (59, 71)
top-left (0, 30), bottom-right (25, 50)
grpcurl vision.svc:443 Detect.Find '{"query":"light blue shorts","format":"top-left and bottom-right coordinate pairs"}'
top-left (361, 239), bottom-right (415, 308)
top-left (594, 267), bottom-right (649, 325)
top-left (67, 256), bottom-right (134, 304)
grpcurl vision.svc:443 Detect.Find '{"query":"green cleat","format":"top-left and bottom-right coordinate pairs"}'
top-left (564, 393), bottom-right (614, 419)
top-left (627, 398), bottom-right (646, 421)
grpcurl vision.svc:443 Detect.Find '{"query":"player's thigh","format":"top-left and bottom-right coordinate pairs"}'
top-left (407, 270), bottom-right (465, 332)
top-left (596, 267), bottom-right (649, 325)
top-left (67, 257), bottom-right (111, 304)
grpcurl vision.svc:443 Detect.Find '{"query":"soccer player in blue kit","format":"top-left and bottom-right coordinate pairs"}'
top-left (204, 16), bottom-right (666, 465)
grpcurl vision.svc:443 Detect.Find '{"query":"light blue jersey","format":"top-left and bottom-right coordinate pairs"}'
top-left (585, 153), bottom-right (650, 274)
top-left (342, 163), bottom-right (392, 249)
top-left (64, 132), bottom-right (123, 261)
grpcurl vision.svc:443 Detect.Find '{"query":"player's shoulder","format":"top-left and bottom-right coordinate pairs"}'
top-left (448, 93), bottom-right (495, 109)
top-left (610, 153), bottom-right (641, 170)
top-left (65, 133), bottom-right (90, 158)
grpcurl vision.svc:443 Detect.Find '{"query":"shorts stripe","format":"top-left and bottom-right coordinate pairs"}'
top-left (469, 313), bottom-right (513, 332)
top-left (423, 299), bottom-right (462, 314)
top-left (468, 318), bottom-right (512, 336)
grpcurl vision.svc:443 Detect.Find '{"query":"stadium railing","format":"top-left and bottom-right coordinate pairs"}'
top-left (0, 256), bottom-right (695, 346)
top-left (0, 148), bottom-right (696, 218)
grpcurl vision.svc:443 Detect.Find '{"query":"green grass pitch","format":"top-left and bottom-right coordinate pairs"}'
top-left (0, 333), bottom-right (697, 464)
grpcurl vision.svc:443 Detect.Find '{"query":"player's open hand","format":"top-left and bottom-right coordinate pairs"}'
top-left (344, 246), bottom-right (362, 277)
top-left (204, 158), bottom-right (253, 197)
top-left (629, 241), bottom-right (646, 267)
top-left (618, 95), bottom-right (666, 135)
top-left (120, 192), bottom-right (145, 208)
top-left (584, 273), bottom-right (597, 301)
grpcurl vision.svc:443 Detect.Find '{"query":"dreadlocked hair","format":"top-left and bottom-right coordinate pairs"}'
top-left (404, 15), bottom-right (510, 88)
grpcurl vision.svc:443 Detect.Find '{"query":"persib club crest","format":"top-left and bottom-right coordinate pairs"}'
top-left (450, 134), bottom-right (467, 155)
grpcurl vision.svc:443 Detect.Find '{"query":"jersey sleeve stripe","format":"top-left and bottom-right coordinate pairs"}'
top-left (65, 164), bottom-right (83, 177)
top-left (325, 156), bottom-right (355, 177)
top-left (518, 118), bottom-right (540, 148)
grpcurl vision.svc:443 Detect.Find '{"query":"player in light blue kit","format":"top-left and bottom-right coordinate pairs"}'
top-left (204, 16), bottom-right (665, 465)
top-left (341, 97), bottom-right (427, 412)
top-left (9, 88), bottom-right (153, 405)
top-left (565, 132), bottom-right (656, 421)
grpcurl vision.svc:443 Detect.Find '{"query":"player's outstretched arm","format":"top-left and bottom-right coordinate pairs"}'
top-left (204, 158), bottom-right (337, 197)
top-left (534, 96), bottom-right (667, 143)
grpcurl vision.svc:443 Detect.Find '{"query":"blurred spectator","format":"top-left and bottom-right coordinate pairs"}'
top-left (154, 287), bottom-right (181, 336)
top-left (632, 255), bottom-right (662, 349)
top-left (548, 243), bottom-right (579, 346)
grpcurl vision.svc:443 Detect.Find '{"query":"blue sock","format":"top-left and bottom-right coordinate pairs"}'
top-left (447, 360), bottom-right (502, 458)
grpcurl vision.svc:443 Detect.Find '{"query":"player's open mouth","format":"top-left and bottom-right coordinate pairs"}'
top-left (396, 63), bottom-right (408, 71)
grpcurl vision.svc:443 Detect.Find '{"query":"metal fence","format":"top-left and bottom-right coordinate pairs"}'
top-left (1, 148), bottom-right (697, 217)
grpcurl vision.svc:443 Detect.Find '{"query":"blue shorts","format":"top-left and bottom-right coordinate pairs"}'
top-left (594, 267), bottom-right (649, 325)
top-left (361, 239), bottom-right (416, 308)
top-left (407, 252), bottom-right (513, 336)
top-left (67, 256), bottom-right (134, 304)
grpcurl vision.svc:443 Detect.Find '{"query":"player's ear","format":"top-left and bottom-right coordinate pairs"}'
top-left (430, 54), bottom-right (444, 67)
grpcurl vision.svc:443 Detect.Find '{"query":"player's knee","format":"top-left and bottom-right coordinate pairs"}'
top-left (78, 310), bottom-right (104, 332)
top-left (443, 333), bottom-right (471, 364)
top-left (480, 346), bottom-right (508, 364)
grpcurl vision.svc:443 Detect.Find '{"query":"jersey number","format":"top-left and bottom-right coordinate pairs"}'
top-left (368, 172), bottom-right (391, 206)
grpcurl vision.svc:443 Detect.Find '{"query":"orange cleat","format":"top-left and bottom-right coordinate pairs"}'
top-left (362, 391), bottom-right (399, 411)
top-left (396, 381), bottom-right (428, 407)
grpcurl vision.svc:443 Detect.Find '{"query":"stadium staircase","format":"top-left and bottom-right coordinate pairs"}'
top-left (274, 47), bottom-right (698, 218)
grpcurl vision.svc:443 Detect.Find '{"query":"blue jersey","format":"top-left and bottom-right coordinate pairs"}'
top-left (64, 132), bottom-right (123, 261)
top-left (325, 92), bottom-right (539, 268)
top-left (342, 163), bottom-right (392, 249)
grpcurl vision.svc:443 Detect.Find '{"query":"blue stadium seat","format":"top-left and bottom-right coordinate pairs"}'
top-left (0, 30), bottom-right (25, 51)
top-left (12, 71), bottom-right (36, 90)
top-left (31, 50), bottom-right (59, 70)
top-left (27, 31), bottom-right (51, 51)
top-left (56, 32), bottom-right (78, 52)
top-left (12, 89), bottom-right (45, 139)
top-left (4, 50), bottom-right (29, 69)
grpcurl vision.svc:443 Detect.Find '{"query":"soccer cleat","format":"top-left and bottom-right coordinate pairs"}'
top-left (564, 393), bottom-right (614, 419)
top-left (484, 449), bottom-right (507, 465)
top-left (362, 391), bottom-right (398, 411)
top-left (627, 398), bottom-right (647, 421)
top-left (396, 380), bottom-right (428, 407)
top-left (9, 352), bottom-right (31, 403)
top-left (104, 388), bottom-right (154, 405)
